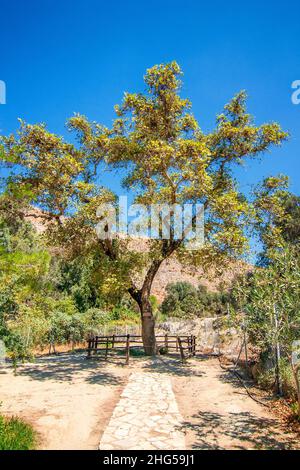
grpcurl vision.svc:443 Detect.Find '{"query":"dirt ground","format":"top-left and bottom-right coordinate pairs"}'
top-left (171, 356), bottom-right (300, 450)
top-left (0, 353), bottom-right (130, 450)
top-left (0, 352), bottom-right (299, 450)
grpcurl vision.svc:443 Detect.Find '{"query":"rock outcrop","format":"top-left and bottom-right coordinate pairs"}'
top-left (158, 317), bottom-right (242, 356)
top-left (151, 257), bottom-right (249, 303)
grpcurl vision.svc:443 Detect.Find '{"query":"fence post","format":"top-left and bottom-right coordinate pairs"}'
top-left (126, 334), bottom-right (130, 365)
top-left (95, 336), bottom-right (98, 356)
top-left (93, 336), bottom-right (96, 356)
top-left (177, 337), bottom-right (186, 363)
top-left (193, 335), bottom-right (196, 356)
top-left (165, 333), bottom-right (169, 353)
top-left (112, 334), bottom-right (115, 350)
top-left (105, 337), bottom-right (109, 361)
top-left (188, 336), bottom-right (191, 355)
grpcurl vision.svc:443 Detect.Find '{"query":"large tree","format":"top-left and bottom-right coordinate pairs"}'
top-left (0, 62), bottom-right (287, 354)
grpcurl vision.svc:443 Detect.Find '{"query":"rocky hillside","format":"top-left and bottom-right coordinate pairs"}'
top-left (151, 256), bottom-right (249, 303)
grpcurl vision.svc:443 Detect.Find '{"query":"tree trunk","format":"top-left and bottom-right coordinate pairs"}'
top-left (140, 297), bottom-right (156, 355)
top-left (291, 364), bottom-right (300, 418)
top-left (128, 247), bottom-right (179, 356)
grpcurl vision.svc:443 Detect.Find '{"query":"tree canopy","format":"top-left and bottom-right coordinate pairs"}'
top-left (0, 61), bottom-right (288, 353)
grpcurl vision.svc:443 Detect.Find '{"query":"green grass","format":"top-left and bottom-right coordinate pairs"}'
top-left (0, 414), bottom-right (37, 450)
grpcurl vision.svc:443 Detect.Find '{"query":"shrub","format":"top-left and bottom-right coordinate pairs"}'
top-left (110, 305), bottom-right (139, 322)
top-left (0, 415), bottom-right (37, 450)
top-left (160, 281), bottom-right (229, 318)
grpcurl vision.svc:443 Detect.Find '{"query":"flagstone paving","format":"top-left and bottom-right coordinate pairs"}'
top-left (99, 372), bottom-right (186, 450)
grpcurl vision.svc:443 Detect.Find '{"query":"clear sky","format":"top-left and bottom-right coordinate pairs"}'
top-left (0, 0), bottom-right (299, 199)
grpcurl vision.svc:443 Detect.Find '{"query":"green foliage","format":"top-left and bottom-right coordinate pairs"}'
top-left (56, 253), bottom-right (105, 311)
top-left (0, 414), bottom-right (37, 450)
top-left (80, 308), bottom-right (108, 336)
top-left (0, 62), bottom-right (288, 325)
top-left (150, 295), bottom-right (159, 315)
top-left (161, 282), bottom-right (198, 318)
top-left (0, 63), bottom-right (290, 355)
top-left (280, 359), bottom-right (299, 399)
top-left (0, 213), bottom-right (51, 358)
top-left (82, 305), bottom-right (139, 331)
top-left (252, 181), bottom-right (300, 265)
top-left (0, 202), bottom-right (143, 360)
top-left (161, 281), bottom-right (229, 318)
top-left (232, 246), bottom-right (300, 355)
top-left (230, 244), bottom-right (300, 415)
top-left (280, 195), bottom-right (300, 244)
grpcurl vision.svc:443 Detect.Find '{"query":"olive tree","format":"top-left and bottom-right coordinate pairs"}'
top-left (232, 246), bottom-right (300, 415)
top-left (0, 62), bottom-right (287, 354)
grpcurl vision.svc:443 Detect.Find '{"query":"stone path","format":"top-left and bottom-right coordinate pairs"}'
top-left (99, 372), bottom-right (186, 450)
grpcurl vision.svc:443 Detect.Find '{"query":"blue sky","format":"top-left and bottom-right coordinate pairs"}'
top-left (0, 0), bottom-right (299, 200)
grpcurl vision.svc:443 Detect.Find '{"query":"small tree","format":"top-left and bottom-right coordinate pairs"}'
top-left (0, 62), bottom-right (287, 354)
top-left (232, 246), bottom-right (300, 415)
top-left (161, 281), bottom-right (199, 318)
top-left (161, 281), bottom-right (230, 318)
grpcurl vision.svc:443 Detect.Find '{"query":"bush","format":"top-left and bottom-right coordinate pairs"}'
top-left (110, 305), bottom-right (140, 322)
top-left (0, 415), bottom-right (37, 450)
top-left (231, 245), bottom-right (300, 413)
top-left (280, 360), bottom-right (298, 399)
top-left (160, 281), bottom-right (229, 318)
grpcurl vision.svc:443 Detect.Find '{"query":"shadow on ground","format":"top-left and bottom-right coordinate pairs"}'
top-left (179, 409), bottom-right (298, 450)
top-left (217, 368), bottom-right (276, 405)
top-left (141, 355), bottom-right (206, 378)
top-left (14, 352), bottom-right (125, 386)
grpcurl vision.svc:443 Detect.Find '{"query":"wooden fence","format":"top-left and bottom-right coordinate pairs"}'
top-left (87, 334), bottom-right (196, 364)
